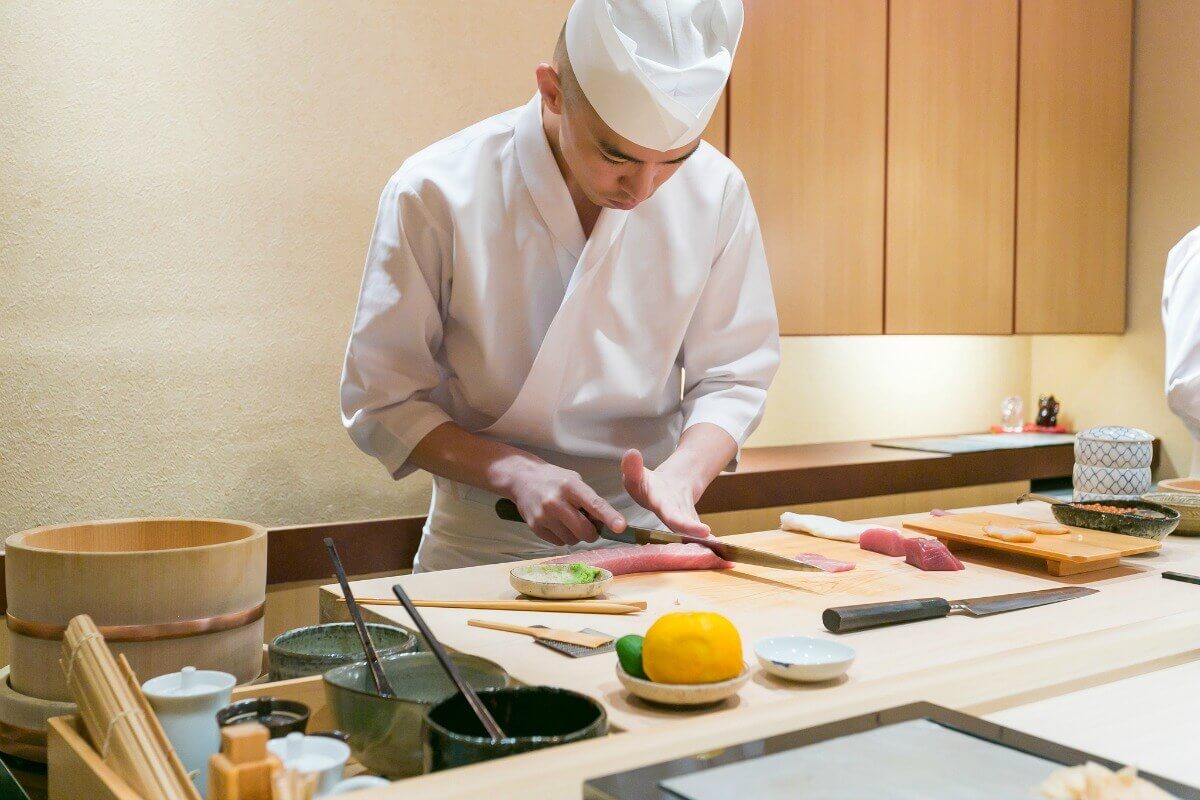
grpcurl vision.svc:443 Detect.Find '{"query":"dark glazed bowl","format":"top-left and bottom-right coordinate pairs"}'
top-left (269, 622), bottom-right (417, 681)
top-left (216, 697), bottom-right (310, 738)
top-left (323, 652), bottom-right (511, 778)
top-left (1051, 498), bottom-right (1180, 541)
top-left (423, 686), bottom-right (607, 772)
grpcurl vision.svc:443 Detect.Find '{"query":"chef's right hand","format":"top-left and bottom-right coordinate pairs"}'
top-left (504, 461), bottom-right (626, 547)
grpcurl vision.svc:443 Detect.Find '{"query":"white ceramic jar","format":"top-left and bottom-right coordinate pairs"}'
top-left (1074, 426), bottom-right (1154, 469)
top-left (1073, 463), bottom-right (1153, 499)
top-left (142, 666), bottom-right (236, 797)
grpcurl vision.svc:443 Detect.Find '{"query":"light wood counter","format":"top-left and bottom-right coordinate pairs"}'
top-left (323, 502), bottom-right (1200, 799)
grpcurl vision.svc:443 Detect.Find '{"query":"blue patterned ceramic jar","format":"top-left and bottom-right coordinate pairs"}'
top-left (1073, 463), bottom-right (1152, 499)
top-left (1074, 426), bottom-right (1153, 469)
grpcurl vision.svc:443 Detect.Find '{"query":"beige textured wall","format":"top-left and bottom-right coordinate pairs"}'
top-left (2, 2), bottom-right (1034, 536)
top-left (1029, 0), bottom-right (1200, 480)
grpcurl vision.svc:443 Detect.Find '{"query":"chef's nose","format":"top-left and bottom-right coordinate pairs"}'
top-left (624, 165), bottom-right (658, 203)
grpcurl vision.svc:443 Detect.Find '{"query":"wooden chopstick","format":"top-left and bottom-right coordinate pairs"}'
top-left (335, 597), bottom-right (647, 614)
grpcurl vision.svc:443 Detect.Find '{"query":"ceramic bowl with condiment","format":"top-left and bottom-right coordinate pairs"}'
top-left (755, 636), bottom-right (855, 683)
top-left (509, 563), bottom-right (613, 600)
top-left (216, 697), bottom-right (310, 738)
top-left (423, 686), bottom-right (606, 772)
top-left (268, 622), bottom-right (417, 681)
top-left (615, 663), bottom-right (750, 707)
top-left (323, 651), bottom-right (511, 778)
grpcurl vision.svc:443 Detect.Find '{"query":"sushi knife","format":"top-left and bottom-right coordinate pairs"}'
top-left (494, 498), bottom-right (822, 573)
top-left (823, 586), bottom-right (1098, 633)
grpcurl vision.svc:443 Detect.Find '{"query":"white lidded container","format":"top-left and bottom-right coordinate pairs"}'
top-left (1073, 463), bottom-right (1153, 499)
top-left (1074, 426), bottom-right (1154, 469)
top-left (142, 666), bottom-right (236, 797)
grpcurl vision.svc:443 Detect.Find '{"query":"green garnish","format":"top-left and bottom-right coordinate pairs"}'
top-left (524, 563), bottom-right (604, 584)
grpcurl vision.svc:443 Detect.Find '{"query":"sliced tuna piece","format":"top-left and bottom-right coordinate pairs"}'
top-left (544, 543), bottom-right (733, 575)
top-left (903, 538), bottom-right (964, 571)
top-left (794, 552), bottom-right (856, 572)
top-left (859, 528), bottom-right (909, 557)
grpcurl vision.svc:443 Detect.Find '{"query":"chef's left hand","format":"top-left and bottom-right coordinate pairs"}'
top-left (621, 449), bottom-right (712, 538)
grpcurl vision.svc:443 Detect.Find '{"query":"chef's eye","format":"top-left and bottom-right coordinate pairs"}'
top-left (601, 153), bottom-right (628, 165)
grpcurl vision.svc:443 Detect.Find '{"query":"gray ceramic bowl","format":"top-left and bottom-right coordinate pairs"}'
top-left (323, 652), bottom-right (511, 778)
top-left (269, 623), bottom-right (417, 682)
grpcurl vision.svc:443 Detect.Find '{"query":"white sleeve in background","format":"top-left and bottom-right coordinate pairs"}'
top-left (340, 174), bottom-right (454, 479)
top-left (1163, 226), bottom-right (1200, 441)
top-left (680, 172), bottom-right (782, 470)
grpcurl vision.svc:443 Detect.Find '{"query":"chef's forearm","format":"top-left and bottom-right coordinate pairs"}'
top-left (408, 422), bottom-right (547, 497)
top-left (657, 423), bottom-right (738, 501)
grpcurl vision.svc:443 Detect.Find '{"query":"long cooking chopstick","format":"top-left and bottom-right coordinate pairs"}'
top-left (335, 597), bottom-right (647, 614)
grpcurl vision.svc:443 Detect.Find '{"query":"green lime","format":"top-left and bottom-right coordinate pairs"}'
top-left (615, 634), bottom-right (647, 679)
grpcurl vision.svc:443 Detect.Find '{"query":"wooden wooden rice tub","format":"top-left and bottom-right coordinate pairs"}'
top-left (5, 518), bottom-right (267, 702)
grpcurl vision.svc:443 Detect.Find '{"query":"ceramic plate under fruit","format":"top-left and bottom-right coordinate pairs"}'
top-left (509, 565), bottom-right (613, 600)
top-left (755, 636), bottom-right (855, 683)
top-left (615, 663), bottom-right (750, 707)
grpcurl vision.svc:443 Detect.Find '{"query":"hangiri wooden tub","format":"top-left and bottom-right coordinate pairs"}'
top-left (5, 518), bottom-right (267, 702)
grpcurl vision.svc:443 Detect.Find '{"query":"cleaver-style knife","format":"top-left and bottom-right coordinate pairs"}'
top-left (823, 586), bottom-right (1098, 633)
top-left (494, 498), bottom-right (822, 573)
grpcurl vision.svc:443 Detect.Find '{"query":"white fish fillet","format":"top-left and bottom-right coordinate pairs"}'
top-left (780, 513), bottom-right (900, 543)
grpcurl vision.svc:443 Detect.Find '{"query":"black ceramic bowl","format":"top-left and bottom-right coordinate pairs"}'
top-left (423, 686), bottom-right (607, 772)
top-left (216, 697), bottom-right (309, 738)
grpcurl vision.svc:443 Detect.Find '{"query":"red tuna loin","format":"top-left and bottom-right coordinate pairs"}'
top-left (795, 553), bottom-right (856, 572)
top-left (545, 543), bottom-right (733, 575)
top-left (859, 528), bottom-right (909, 557)
top-left (903, 538), bottom-right (964, 571)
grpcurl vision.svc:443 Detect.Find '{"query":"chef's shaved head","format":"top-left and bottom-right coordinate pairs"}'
top-left (553, 25), bottom-right (587, 111)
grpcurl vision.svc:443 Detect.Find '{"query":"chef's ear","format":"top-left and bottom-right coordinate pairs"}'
top-left (535, 63), bottom-right (566, 117)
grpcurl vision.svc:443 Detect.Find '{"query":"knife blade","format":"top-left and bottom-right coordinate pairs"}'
top-left (494, 498), bottom-right (821, 573)
top-left (823, 586), bottom-right (1098, 633)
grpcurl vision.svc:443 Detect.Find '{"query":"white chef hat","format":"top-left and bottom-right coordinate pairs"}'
top-left (565, 0), bottom-right (743, 152)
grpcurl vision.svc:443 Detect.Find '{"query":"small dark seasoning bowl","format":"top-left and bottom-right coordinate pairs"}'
top-left (216, 697), bottom-right (310, 738)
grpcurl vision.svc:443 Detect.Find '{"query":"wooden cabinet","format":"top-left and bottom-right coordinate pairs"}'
top-left (730, 0), bottom-right (887, 335)
top-left (726, 0), bottom-right (1131, 336)
top-left (1014, 0), bottom-right (1132, 333)
top-left (885, 0), bottom-right (1019, 334)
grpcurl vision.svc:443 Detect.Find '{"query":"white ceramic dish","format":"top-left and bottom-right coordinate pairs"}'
top-left (755, 636), bottom-right (855, 683)
top-left (615, 663), bottom-right (750, 707)
top-left (1073, 463), bottom-right (1152, 497)
top-left (510, 565), bottom-right (613, 600)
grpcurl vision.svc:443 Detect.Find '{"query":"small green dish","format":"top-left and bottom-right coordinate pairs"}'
top-left (423, 686), bottom-right (607, 772)
top-left (269, 623), bottom-right (417, 682)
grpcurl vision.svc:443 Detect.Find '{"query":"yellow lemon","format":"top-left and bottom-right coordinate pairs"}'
top-left (641, 612), bottom-right (742, 684)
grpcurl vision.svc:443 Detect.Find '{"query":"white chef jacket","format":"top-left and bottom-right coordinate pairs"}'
top-left (1163, 225), bottom-right (1200, 475)
top-left (341, 94), bottom-right (781, 569)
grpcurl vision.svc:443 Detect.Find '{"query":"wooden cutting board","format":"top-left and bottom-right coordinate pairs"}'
top-left (903, 512), bottom-right (1161, 575)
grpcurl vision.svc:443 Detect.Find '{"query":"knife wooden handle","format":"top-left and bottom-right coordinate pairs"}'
top-left (823, 598), bottom-right (953, 633)
top-left (496, 498), bottom-right (525, 522)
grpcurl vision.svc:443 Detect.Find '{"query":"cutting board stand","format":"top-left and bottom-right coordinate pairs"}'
top-left (935, 538), bottom-right (1122, 576)
top-left (904, 512), bottom-right (1159, 576)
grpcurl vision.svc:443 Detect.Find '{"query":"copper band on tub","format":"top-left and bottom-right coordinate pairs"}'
top-left (5, 602), bottom-right (265, 642)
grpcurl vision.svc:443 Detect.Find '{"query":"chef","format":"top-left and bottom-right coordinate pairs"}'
top-left (1163, 225), bottom-right (1200, 477)
top-left (341, 0), bottom-right (780, 571)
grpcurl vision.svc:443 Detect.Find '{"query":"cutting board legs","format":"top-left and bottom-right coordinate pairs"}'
top-left (1047, 557), bottom-right (1121, 577)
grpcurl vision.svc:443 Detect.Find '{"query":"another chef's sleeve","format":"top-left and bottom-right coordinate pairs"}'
top-left (1163, 227), bottom-right (1200, 441)
top-left (340, 173), bottom-right (454, 479)
top-left (679, 170), bottom-right (782, 470)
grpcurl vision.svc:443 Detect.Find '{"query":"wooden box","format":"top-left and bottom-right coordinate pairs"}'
top-left (46, 674), bottom-right (342, 800)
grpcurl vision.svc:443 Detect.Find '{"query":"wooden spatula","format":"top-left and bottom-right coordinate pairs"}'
top-left (467, 619), bottom-right (614, 648)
